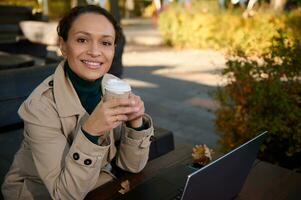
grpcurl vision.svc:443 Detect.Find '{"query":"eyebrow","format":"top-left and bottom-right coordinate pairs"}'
top-left (74, 31), bottom-right (114, 39)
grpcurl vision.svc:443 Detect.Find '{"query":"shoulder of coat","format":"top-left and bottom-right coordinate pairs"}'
top-left (26, 75), bottom-right (55, 103)
top-left (18, 74), bottom-right (59, 126)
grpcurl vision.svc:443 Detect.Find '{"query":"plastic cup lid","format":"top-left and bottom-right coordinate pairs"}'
top-left (104, 79), bottom-right (131, 94)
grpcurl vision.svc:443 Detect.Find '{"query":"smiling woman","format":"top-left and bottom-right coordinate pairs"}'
top-left (59, 13), bottom-right (116, 81)
top-left (1, 5), bottom-right (154, 200)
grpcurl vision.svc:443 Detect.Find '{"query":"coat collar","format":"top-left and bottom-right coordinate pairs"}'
top-left (53, 60), bottom-right (119, 118)
top-left (53, 61), bottom-right (84, 117)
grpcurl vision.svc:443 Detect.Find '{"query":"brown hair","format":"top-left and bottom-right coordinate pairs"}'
top-left (57, 5), bottom-right (121, 44)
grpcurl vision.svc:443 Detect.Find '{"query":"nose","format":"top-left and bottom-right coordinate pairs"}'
top-left (87, 42), bottom-right (101, 57)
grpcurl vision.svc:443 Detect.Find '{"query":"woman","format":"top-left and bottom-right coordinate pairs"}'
top-left (2, 5), bottom-right (154, 200)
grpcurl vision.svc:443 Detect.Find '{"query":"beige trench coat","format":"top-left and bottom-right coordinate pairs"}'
top-left (1, 61), bottom-right (154, 200)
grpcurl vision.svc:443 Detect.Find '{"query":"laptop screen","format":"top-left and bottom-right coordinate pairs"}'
top-left (181, 131), bottom-right (267, 200)
top-left (113, 131), bottom-right (267, 200)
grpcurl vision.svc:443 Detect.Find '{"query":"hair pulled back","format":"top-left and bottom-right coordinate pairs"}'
top-left (57, 5), bottom-right (121, 44)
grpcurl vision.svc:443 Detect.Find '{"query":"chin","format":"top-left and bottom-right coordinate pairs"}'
top-left (84, 75), bottom-right (102, 81)
top-left (85, 71), bottom-right (105, 81)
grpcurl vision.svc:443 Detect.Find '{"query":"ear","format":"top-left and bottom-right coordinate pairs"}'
top-left (58, 37), bottom-right (67, 58)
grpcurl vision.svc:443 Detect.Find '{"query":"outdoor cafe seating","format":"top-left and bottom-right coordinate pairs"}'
top-left (0, 4), bottom-right (300, 200)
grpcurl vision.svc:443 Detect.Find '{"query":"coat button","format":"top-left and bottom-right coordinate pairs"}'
top-left (150, 135), bottom-right (155, 142)
top-left (48, 80), bottom-right (53, 87)
top-left (84, 159), bottom-right (92, 165)
top-left (73, 153), bottom-right (80, 160)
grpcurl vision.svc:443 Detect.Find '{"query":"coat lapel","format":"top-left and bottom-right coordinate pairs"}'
top-left (53, 61), bottom-right (86, 118)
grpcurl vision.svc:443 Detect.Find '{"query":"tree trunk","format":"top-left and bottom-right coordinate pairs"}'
top-left (71, 0), bottom-right (78, 8)
top-left (271, 0), bottom-right (287, 11)
top-left (109, 0), bottom-right (120, 22)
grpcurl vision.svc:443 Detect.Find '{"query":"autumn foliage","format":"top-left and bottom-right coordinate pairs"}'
top-left (213, 30), bottom-right (301, 169)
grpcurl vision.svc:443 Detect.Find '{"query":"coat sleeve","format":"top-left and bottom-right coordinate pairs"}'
top-left (19, 96), bottom-right (111, 200)
top-left (116, 114), bottom-right (154, 173)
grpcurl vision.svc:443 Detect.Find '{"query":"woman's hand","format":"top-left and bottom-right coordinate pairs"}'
top-left (126, 93), bottom-right (145, 128)
top-left (82, 98), bottom-right (136, 136)
top-left (82, 93), bottom-right (145, 136)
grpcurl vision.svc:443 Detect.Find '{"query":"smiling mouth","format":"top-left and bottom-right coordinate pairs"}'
top-left (81, 60), bottom-right (103, 69)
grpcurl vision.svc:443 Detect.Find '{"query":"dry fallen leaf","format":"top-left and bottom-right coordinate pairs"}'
top-left (118, 180), bottom-right (130, 194)
top-left (191, 144), bottom-right (214, 166)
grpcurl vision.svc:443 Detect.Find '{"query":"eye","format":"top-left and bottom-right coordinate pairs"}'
top-left (77, 38), bottom-right (87, 43)
top-left (102, 41), bottom-right (113, 46)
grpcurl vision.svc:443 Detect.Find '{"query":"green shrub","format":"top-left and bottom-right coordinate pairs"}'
top-left (158, 5), bottom-right (301, 56)
top-left (213, 30), bottom-right (301, 169)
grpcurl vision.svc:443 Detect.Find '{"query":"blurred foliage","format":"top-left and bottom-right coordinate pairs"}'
top-left (0, 0), bottom-right (40, 11)
top-left (158, 3), bottom-right (301, 56)
top-left (0, 0), bottom-right (71, 19)
top-left (48, 0), bottom-right (71, 20)
top-left (143, 0), bottom-right (156, 17)
top-left (160, 1), bottom-right (301, 169)
top-left (0, 0), bottom-right (38, 7)
top-left (213, 30), bottom-right (301, 169)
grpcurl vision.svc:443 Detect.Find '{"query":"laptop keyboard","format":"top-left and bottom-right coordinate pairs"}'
top-left (170, 187), bottom-right (184, 200)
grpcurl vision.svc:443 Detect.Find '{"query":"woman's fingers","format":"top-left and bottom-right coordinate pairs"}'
top-left (112, 114), bottom-right (128, 122)
top-left (84, 95), bottom-right (141, 135)
top-left (104, 95), bottom-right (140, 115)
top-left (105, 114), bottom-right (127, 130)
top-left (127, 107), bottom-right (144, 121)
top-left (101, 93), bottom-right (145, 126)
top-left (127, 96), bottom-right (145, 121)
top-left (110, 106), bottom-right (137, 116)
top-left (106, 98), bottom-right (134, 108)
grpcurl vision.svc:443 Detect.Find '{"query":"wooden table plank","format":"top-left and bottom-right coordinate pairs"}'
top-left (85, 143), bottom-right (193, 200)
top-left (238, 161), bottom-right (301, 200)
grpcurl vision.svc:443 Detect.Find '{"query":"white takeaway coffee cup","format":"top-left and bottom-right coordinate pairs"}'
top-left (104, 79), bottom-right (142, 128)
top-left (103, 79), bottom-right (131, 101)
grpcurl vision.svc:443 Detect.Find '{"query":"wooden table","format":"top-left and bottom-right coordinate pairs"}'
top-left (238, 160), bottom-right (301, 200)
top-left (85, 144), bottom-right (301, 200)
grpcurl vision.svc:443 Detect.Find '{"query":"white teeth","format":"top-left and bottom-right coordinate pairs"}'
top-left (82, 60), bottom-right (101, 66)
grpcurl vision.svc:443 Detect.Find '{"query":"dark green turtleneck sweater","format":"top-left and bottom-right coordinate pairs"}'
top-left (65, 63), bottom-right (102, 115)
top-left (65, 62), bottom-right (102, 144)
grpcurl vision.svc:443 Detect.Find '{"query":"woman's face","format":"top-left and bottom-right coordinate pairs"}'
top-left (60, 13), bottom-right (115, 81)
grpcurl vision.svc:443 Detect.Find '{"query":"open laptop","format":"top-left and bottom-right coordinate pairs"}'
top-left (114, 131), bottom-right (268, 200)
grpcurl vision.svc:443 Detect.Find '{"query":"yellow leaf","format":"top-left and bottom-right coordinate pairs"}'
top-left (118, 180), bottom-right (130, 194)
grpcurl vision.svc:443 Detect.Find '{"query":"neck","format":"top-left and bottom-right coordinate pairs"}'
top-left (64, 61), bottom-right (103, 114)
top-left (65, 62), bottom-right (102, 93)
